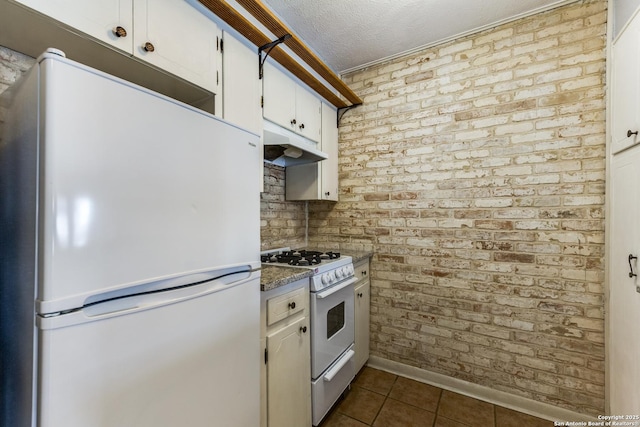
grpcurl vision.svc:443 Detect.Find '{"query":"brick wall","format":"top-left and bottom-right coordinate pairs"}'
top-left (309, 0), bottom-right (607, 416)
top-left (0, 47), bottom-right (34, 92)
top-left (0, 47), bottom-right (34, 126)
top-left (260, 163), bottom-right (307, 250)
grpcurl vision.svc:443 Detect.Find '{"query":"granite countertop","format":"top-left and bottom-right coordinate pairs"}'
top-left (345, 250), bottom-right (374, 265)
top-left (260, 265), bottom-right (313, 292)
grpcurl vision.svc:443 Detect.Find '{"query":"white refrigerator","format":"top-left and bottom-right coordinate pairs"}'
top-left (0, 49), bottom-right (261, 427)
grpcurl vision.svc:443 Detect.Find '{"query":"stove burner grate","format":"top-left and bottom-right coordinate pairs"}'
top-left (261, 249), bottom-right (341, 266)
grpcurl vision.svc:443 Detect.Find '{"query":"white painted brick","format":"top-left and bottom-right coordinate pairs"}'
top-left (513, 38), bottom-right (559, 56)
top-left (474, 28), bottom-right (514, 45)
top-left (495, 122), bottom-right (535, 136)
top-left (299, 0), bottom-right (606, 416)
top-left (514, 85), bottom-right (557, 100)
top-left (439, 40), bottom-right (473, 56)
top-left (476, 71), bottom-right (514, 87)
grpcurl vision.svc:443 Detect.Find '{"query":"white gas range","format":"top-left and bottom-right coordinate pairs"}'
top-left (261, 248), bottom-right (356, 425)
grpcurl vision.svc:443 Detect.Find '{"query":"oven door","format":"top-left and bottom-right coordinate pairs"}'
top-left (310, 277), bottom-right (356, 379)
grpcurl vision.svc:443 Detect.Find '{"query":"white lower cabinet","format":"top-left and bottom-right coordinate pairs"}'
top-left (261, 279), bottom-right (311, 427)
top-left (353, 259), bottom-right (370, 372)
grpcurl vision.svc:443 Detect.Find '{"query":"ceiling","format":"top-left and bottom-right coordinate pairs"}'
top-left (261, 0), bottom-right (577, 74)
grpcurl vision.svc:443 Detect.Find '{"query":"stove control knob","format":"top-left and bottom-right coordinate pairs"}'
top-left (348, 265), bottom-right (355, 275)
top-left (342, 266), bottom-right (350, 277)
top-left (330, 271), bottom-right (336, 282)
top-left (321, 274), bottom-right (329, 285)
top-left (336, 268), bottom-right (344, 279)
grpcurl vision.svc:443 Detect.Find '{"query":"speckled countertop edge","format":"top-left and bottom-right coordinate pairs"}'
top-left (346, 250), bottom-right (374, 265)
top-left (260, 265), bottom-right (313, 292)
top-left (260, 250), bottom-right (373, 292)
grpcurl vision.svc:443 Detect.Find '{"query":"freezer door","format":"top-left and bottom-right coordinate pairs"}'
top-left (36, 273), bottom-right (260, 427)
top-left (36, 54), bottom-right (261, 313)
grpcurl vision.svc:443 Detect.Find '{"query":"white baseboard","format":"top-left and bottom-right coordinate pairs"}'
top-left (366, 356), bottom-right (596, 423)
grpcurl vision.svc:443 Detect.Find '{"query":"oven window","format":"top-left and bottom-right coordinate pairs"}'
top-left (327, 302), bottom-right (345, 339)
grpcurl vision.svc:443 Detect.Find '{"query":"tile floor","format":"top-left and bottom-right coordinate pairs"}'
top-left (319, 367), bottom-right (555, 427)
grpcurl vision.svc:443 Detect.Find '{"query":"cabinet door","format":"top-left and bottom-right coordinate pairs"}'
top-left (262, 62), bottom-right (296, 132)
top-left (266, 316), bottom-right (311, 427)
top-left (15, 0), bottom-right (133, 53)
top-left (608, 147), bottom-right (640, 415)
top-left (295, 84), bottom-right (321, 143)
top-left (285, 103), bottom-right (338, 201)
top-left (320, 103), bottom-right (339, 200)
top-left (611, 11), bottom-right (640, 154)
top-left (354, 279), bottom-right (370, 373)
top-left (134, 0), bottom-right (219, 94)
top-left (222, 32), bottom-right (262, 134)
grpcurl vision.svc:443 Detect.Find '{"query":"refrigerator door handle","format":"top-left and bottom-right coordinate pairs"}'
top-left (37, 269), bottom-right (260, 330)
top-left (38, 263), bottom-right (259, 315)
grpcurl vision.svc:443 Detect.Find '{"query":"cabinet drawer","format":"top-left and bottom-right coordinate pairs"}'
top-left (354, 262), bottom-right (369, 281)
top-left (267, 286), bottom-right (306, 326)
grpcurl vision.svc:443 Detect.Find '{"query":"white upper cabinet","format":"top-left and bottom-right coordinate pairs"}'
top-left (14, 0), bottom-right (220, 95)
top-left (320, 102), bottom-right (339, 200)
top-left (15, 0), bottom-right (133, 52)
top-left (294, 84), bottom-right (322, 142)
top-left (612, 9), bottom-right (640, 155)
top-left (134, 0), bottom-right (219, 95)
top-left (222, 31), bottom-right (262, 135)
top-left (262, 61), bottom-right (321, 143)
top-left (262, 61), bottom-right (296, 129)
top-left (286, 103), bottom-right (339, 201)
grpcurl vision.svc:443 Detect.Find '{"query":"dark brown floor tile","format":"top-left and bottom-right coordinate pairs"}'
top-left (437, 390), bottom-right (495, 426)
top-left (373, 398), bottom-right (436, 427)
top-left (337, 386), bottom-right (386, 425)
top-left (495, 406), bottom-right (555, 427)
top-left (434, 416), bottom-right (471, 427)
top-left (353, 367), bottom-right (398, 396)
top-left (388, 376), bottom-right (442, 412)
top-left (320, 411), bottom-right (370, 427)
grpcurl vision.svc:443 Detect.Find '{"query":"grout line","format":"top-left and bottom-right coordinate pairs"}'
top-left (433, 388), bottom-right (444, 427)
top-left (369, 374), bottom-right (399, 425)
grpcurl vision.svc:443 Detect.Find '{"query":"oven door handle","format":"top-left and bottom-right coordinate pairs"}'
top-left (316, 277), bottom-right (358, 299)
top-left (323, 349), bottom-right (355, 382)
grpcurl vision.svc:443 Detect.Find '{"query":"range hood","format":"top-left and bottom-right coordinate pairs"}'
top-left (263, 120), bottom-right (328, 167)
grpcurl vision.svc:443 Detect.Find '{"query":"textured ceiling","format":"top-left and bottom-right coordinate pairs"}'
top-left (261, 0), bottom-right (577, 74)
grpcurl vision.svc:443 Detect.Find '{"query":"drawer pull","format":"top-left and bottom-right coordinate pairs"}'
top-left (288, 301), bottom-right (296, 310)
top-left (300, 326), bottom-right (307, 333)
top-left (113, 26), bottom-right (127, 38)
top-left (143, 42), bottom-right (155, 52)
